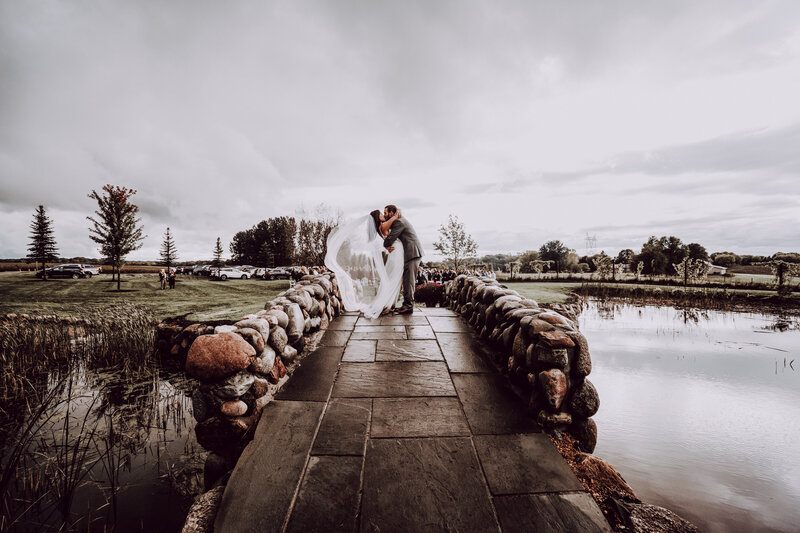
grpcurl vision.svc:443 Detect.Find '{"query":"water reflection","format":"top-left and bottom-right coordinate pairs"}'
top-left (2, 362), bottom-right (199, 532)
top-left (581, 299), bottom-right (800, 533)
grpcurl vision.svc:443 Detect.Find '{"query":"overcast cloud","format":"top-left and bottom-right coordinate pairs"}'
top-left (1, 0), bottom-right (799, 261)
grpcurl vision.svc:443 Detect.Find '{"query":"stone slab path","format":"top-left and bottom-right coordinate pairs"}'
top-left (214, 308), bottom-right (611, 533)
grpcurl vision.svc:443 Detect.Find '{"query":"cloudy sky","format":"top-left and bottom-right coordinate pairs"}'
top-left (1, 0), bottom-right (799, 261)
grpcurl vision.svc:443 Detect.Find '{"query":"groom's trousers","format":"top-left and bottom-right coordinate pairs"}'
top-left (402, 257), bottom-right (422, 307)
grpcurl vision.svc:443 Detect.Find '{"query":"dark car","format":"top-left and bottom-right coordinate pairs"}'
top-left (265, 267), bottom-right (292, 280)
top-left (36, 265), bottom-right (89, 279)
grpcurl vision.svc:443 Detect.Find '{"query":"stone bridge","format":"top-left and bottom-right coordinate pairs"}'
top-left (210, 308), bottom-right (610, 532)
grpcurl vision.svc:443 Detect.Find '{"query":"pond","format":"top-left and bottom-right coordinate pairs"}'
top-left (1, 361), bottom-right (199, 532)
top-left (580, 299), bottom-right (800, 533)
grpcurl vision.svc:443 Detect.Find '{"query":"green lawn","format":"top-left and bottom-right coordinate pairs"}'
top-left (0, 272), bottom-right (289, 321)
top-left (505, 281), bottom-right (578, 304)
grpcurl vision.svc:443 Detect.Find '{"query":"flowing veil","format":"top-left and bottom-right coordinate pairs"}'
top-left (325, 215), bottom-right (404, 318)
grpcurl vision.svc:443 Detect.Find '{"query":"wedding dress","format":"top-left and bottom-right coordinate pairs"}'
top-left (324, 215), bottom-right (404, 319)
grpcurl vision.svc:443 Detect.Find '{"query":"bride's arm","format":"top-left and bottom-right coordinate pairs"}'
top-left (380, 210), bottom-right (401, 236)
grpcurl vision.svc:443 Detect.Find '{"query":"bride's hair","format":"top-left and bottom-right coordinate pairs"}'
top-left (369, 210), bottom-right (382, 235)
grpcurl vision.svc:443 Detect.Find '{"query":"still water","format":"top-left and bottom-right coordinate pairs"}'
top-left (579, 300), bottom-right (800, 533)
top-left (4, 364), bottom-right (199, 532)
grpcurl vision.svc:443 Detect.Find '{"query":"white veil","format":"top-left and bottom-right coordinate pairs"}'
top-left (325, 215), bottom-right (404, 318)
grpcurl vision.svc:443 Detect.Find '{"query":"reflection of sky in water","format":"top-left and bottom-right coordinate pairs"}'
top-left (581, 301), bottom-right (800, 533)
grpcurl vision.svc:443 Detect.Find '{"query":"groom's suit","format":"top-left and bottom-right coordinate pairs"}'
top-left (383, 218), bottom-right (423, 308)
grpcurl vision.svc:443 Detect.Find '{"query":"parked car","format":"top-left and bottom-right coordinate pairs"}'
top-left (237, 265), bottom-right (256, 273)
top-left (211, 267), bottom-right (250, 280)
top-left (198, 265), bottom-right (215, 276)
top-left (265, 267), bottom-right (292, 280)
top-left (35, 264), bottom-right (89, 279)
top-left (253, 267), bottom-right (267, 279)
top-left (81, 264), bottom-right (102, 276)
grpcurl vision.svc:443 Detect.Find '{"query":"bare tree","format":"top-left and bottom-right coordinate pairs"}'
top-left (433, 215), bottom-right (477, 271)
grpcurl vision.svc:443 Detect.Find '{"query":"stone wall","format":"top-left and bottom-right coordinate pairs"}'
top-left (444, 274), bottom-right (598, 453)
top-left (156, 272), bottom-right (342, 490)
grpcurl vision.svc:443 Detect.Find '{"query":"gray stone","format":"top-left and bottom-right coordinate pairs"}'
top-left (234, 318), bottom-right (271, 342)
top-left (213, 325), bottom-right (237, 334)
top-left (537, 410), bottom-right (573, 427)
top-left (191, 387), bottom-right (212, 423)
top-left (285, 303), bottom-right (305, 342)
top-left (538, 368), bottom-right (568, 410)
top-left (570, 379), bottom-right (600, 418)
top-left (332, 362), bottom-right (455, 398)
top-left (537, 345), bottom-right (570, 369)
top-left (617, 500), bottom-right (701, 533)
top-left (268, 326), bottom-right (288, 354)
top-left (220, 400), bottom-right (248, 417)
top-left (235, 327), bottom-right (264, 352)
top-left (182, 485), bottom-right (225, 533)
top-left (282, 344), bottom-right (298, 362)
top-left (569, 331), bottom-right (592, 377)
top-left (202, 454), bottom-right (230, 491)
top-left (212, 371), bottom-right (256, 400)
top-left (266, 309), bottom-right (289, 329)
top-left (311, 398), bottom-right (371, 456)
top-left (371, 397), bottom-right (470, 438)
top-left (494, 493), bottom-right (612, 533)
top-left (571, 417), bottom-right (598, 454)
top-left (249, 346), bottom-right (277, 376)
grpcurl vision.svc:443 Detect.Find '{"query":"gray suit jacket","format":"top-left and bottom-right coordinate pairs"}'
top-left (383, 218), bottom-right (423, 262)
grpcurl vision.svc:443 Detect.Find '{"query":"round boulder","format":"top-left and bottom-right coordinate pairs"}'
top-left (569, 379), bottom-right (600, 418)
top-left (186, 333), bottom-right (256, 382)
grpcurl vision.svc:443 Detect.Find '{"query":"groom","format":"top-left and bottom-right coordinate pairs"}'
top-left (383, 204), bottom-right (423, 314)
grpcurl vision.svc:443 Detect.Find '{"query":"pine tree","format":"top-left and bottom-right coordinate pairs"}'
top-left (212, 237), bottom-right (224, 268)
top-left (87, 185), bottom-right (145, 291)
top-left (27, 205), bottom-right (59, 279)
top-left (160, 227), bottom-right (178, 268)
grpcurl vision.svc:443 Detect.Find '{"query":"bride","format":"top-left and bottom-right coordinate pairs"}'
top-left (324, 209), bottom-right (404, 318)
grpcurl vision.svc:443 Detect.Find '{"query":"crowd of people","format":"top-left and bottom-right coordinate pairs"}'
top-left (416, 267), bottom-right (495, 285)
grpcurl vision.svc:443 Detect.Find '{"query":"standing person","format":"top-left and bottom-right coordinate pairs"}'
top-left (159, 269), bottom-right (167, 290)
top-left (168, 268), bottom-right (176, 289)
top-left (382, 204), bottom-right (424, 314)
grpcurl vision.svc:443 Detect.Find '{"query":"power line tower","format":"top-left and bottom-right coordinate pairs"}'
top-left (584, 233), bottom-right (597, 256)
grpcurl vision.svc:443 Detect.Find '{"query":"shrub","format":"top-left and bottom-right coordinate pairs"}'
top-left (415, 283), bottom-right (445, 307)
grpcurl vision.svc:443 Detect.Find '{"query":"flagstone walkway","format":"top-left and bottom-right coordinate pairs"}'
top-left (213, 308), bottom-right (611, 533)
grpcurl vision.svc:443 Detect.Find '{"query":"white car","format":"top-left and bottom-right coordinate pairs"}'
top-left (211, 267), bottom-right (250, 280)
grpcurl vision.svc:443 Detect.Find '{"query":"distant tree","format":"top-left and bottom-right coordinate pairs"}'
top-left (594, 252), bottom-right (613, 280)
top-left (295, 205), bottom-right (342, 266)
top-left (634, 236), bottom-right (686, 275)
top-left (539, 240), bottom-right (569, 277)
top-left (673, 257), bottom-right (709, 286)
top-left (685, 243), bottom-right (709, 262)
top-left (772, 252), bottom-right (800, 264)
top-left (711, 252), bottom-right (739, 268)
top-left (433, 215), bottom-right (478, 270)
top-left (616, 249), bottom-right (634, 265)
top-left (212, 237), bottom-right (224, 268)
top-left (518, 250), bottom-right (541, 273)
top-left (87, 185), bottom-right (145, 291)
top-left (768, 260), bottom-right (800, 296)
top-left (160, 227), bottom-right (178, 268)
top-left (26, 205), bottom-right (59, 279)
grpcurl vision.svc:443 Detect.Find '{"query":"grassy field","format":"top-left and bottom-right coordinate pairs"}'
top-left (504, 282), bottom-right (578, 304)
top-left (0, 272), bottom-right (289, 321)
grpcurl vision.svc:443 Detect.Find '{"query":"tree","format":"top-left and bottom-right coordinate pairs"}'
top-left (673, 258), bottom-right (709, 286)
top-left (160, 227), bottom-right (178, 268)
top-left (26, 205), bottom-right (59, 279)
top-left (594, 252), bottom-right (613, 280)
top-left (518, 250), bottom-right (541, 273)
top-left (295, 205), bottom-right (342, 266)
top-left (616, 249), bottom-right (634, 265)
top-left (685, 243), bottom-right (709, 262)
top-left (433, 215), bottom-right (478, 271)
top-left (87, 185), bottom-right (145, 291)
top-left (212, 237), bottom-right (224, 268)
top-left (539, 240), bottom-right (569, 277)
top-left (634, 236), bottom-right (686, 275)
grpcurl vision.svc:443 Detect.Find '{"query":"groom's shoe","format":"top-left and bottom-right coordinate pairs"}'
top-left (397, 305), bottom-right (414, 315)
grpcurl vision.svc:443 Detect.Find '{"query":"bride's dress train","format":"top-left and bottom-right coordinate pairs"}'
top-left (325, 215), bottom-right (404, 319)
